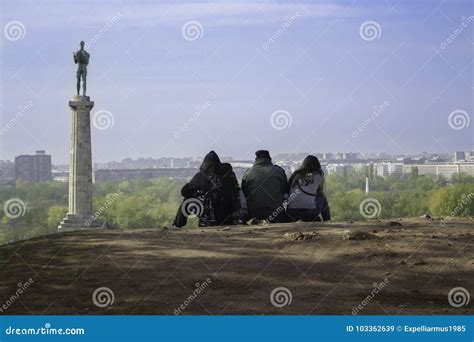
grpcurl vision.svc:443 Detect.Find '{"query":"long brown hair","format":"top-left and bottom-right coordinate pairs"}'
top-left (296, 155), bottom-right (323, 176)
top-left (291, 155), bottom-right (325, 196)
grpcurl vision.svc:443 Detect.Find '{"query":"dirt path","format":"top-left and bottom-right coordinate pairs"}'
top-left (0, 219), bottom-right (472, 315)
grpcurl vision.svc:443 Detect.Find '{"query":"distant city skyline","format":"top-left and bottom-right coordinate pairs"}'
top-left (1, 0), bottom-right (473, 164)
top-left (0, 149), bottom-right (470, 165)
top-left (1, 149), bottom-right (472, 184)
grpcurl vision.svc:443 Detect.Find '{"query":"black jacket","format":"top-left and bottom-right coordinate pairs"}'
top-left (181, 151), bottom-right (239, 225)
top-left (242, 158), bottom-right (288, 213)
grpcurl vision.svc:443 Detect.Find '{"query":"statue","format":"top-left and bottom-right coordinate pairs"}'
top-left (73, 41), bottom-right (90, 96)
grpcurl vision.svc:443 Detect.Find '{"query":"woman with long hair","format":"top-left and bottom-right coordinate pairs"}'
top-left (287, 155), bottom-right (331, 222)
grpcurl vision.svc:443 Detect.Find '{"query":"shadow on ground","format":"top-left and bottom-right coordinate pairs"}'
top-left (0, 218), bottom-right (472, 315)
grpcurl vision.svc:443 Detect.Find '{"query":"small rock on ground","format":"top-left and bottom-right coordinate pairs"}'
top-left (342, 230), bottom-right (377, 241)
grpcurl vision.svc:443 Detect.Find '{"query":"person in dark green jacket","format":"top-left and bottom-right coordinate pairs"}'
top-left (241, 150), bottom-right (288, 222)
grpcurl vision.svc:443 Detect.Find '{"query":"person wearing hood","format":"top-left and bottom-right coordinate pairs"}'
top-left (173, 151), bottom-right (240, 227)
top-left (241, 150), bottom-right (288, 223)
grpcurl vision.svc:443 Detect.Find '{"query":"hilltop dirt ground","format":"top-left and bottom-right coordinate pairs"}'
top-left (0, 218), bottom-right (472, 315)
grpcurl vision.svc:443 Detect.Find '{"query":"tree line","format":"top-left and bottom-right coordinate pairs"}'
top-left (1, 171), bottom-right (473, 243)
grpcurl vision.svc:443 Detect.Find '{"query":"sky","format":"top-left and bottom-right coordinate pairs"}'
top-left (0, 0), bottom-right (473, 164)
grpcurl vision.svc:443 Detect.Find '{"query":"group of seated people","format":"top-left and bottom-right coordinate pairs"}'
top-left (173, 150), bottom-right (331, 227)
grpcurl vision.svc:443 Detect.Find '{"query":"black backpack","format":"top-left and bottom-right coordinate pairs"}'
top-left (207, 163), bottom-right (239, 225)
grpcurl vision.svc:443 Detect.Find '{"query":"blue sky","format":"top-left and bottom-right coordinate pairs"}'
top-left (0, 0), bottom-right (473, 163)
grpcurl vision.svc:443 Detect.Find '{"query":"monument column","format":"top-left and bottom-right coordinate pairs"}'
top-left (59, 95), bottom-right (101, 230)
top-left (59, 40), bottom-right (101, 231)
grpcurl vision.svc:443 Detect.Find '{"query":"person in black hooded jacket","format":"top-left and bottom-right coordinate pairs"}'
top-left (173, 151), bottom-right (240, 227)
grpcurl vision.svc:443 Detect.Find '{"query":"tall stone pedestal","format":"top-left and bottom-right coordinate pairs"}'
top-left (59, 95), bottom-right (102, 231)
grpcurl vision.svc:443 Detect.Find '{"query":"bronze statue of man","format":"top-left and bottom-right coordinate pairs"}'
top-left (73, 41), bottom-right (90, 96)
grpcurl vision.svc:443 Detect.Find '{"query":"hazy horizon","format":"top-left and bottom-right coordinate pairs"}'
top-left (3, 149), bottom-right (467, 166)
top-left (1, 0), bottom-right (473, 164)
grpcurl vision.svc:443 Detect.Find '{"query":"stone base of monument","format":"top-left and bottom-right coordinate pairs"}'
top-left (58, 93), bottom-right (104, 232)
top-left (58, 214), bottom-right (103, 232)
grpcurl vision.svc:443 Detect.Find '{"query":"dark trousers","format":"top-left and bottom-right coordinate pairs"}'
top-left (287, 196), bottom-right (331, 222)
top-left (173, 202), bottom-right (188, 228)
top-left (173, 200), bottom-right (236, 228)
top-left (247, 207), bottom-right (286, 223)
